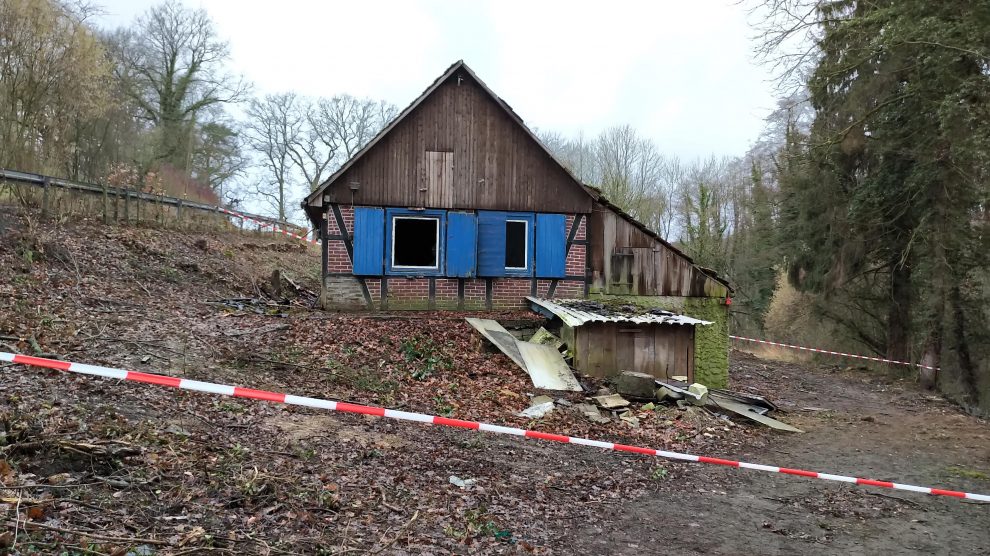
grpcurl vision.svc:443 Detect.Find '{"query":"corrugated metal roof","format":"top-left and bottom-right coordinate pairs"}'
top-left (526, 297), bottom-right (713, 328)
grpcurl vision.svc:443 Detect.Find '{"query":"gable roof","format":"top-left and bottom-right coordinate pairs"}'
top-left (303, 60), bottom-right (731, 292)
top-left (303, 60), bottom-right (591, 220)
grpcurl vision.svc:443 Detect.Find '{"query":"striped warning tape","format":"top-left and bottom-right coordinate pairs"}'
top-left (729, 335), bottom-right (938, 371)
top-left (1, 351), bottom-right (985, 502)
top-left (218, 207), bottom-right (319, 246)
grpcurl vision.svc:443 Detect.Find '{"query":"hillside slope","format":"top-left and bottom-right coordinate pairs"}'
top-left (1, 207), bottom-right (988, 555)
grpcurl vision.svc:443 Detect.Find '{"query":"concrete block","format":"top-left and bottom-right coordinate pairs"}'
top-left (614, 371), bottom-right (657, 400)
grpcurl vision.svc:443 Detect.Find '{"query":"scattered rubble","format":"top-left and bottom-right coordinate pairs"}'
top-left (449, 476), bottom-right (478, 489)
top-left (573, 403), bottom-right (612, 424)
top-left (593, 393), bottom-right (631, 410)
top-left (518, 396), bottom-right (555, 419)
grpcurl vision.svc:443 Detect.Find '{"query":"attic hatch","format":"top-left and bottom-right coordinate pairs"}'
top-left (392, 217), bottom-right (439, 268)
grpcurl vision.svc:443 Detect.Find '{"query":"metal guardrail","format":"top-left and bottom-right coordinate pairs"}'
top-left (0, 167), bottom-right (297, 231)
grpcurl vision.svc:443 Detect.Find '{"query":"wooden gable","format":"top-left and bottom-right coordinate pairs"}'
top-left (589, 201), bottom-right (731, 297)
top-left (312, 64), bottom-right (592, 215)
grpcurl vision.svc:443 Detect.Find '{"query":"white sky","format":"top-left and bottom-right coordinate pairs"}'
top-left (95, 0), bottom-right (778, 162)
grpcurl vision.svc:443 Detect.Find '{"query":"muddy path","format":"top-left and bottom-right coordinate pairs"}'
top-left (567, 352), bottom-right (990, 555)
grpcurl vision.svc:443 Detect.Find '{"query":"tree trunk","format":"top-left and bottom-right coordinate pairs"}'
top-left (948, 285), bottom-right (979, 407)
top-left (886, 262), bottom-right (911, 363)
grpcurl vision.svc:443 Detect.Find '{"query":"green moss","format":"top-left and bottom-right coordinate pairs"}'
top-left (683, 297), bottom-right (729, 388)
top-left (947, 466), bottom-right (990, 481)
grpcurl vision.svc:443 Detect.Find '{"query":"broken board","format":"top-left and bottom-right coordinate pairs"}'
top-left (466, 318), bottom-right (581, 392)
top-left (466, 318), bottom-right (525, 368)
top-left (517, 341), bottom-right (582, 391)
top-left (712, 398), bottom-right (804, 433)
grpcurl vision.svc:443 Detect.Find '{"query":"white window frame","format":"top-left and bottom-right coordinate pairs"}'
top-left (391, 216), bottom-right (440, 270)
top-left (505, 219), bottom-right (529, 271)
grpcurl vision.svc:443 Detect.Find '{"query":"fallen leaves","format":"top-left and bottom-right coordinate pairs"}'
top-left (0, 208), bottom-right (767, 554)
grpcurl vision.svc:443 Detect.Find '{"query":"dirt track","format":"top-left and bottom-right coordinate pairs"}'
top-left (567, 352), bottom-right (990, 555)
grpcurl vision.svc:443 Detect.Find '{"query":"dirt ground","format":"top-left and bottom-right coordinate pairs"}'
top-left (1, 208), bottom-right (989, 554)
top-left (568, 353), bottom-right (990, 555)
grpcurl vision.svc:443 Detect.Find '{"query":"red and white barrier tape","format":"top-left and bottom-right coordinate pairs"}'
top-left (730, 335), bottom-right (938, 371)
top-left (218, 207), bottom-right (318, 245)
top-left (1, 351), bottom-right (985, 502)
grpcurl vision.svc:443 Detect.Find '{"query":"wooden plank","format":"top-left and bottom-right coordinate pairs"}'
top-left (613, 325), bottom-right (636, 373)
top-left (600, 324), bottom-right (616, 377)
top-left (602, 212), bottom-right (616, 293)
top-left (581, 324), bottom-right (608, 377)
top-left (687, 328), bottom-right (696, 383)
top-left (633, 327), bottom-right (655, 376)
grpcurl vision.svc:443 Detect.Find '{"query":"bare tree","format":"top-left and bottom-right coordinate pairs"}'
top-left (114, 0), bottom-right (247, 170)
top-left (190, 120), bottom-right (245, 203)
top-left (537, 129), bottom-right (599, 185)
top-left (0, 0), bottom-right (110, 171)
top-left (244, 93), bottom-right (303, 220)
top-left (286, 99), bottom-right (339, 192)
top-left (675, 156), bottom-right (737, 268)
top-left (313, 95), bottom-right (397, 161)
top-left (747, 0), bottom-right (827, 92)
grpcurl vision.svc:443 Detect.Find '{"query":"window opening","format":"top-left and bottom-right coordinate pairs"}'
top-left (505, 219), bottom-right (528, 269)
top-left (392, 217), bottom-right (439, 268)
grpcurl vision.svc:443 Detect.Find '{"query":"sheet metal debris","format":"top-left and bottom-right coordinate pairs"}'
top-left (465, 318), bottom-right (581, 392)
top-left (526, 297), bottom-right (714, 328)
top-left (710, 398), bottom-right (804, 433)
top-left (517, 341), bottom-right (582, 392)
top-left (657, 379), bottom-right (800, 432)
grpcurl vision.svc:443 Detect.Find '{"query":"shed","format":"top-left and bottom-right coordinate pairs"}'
top-left (526, 297), bottom-right (712, 381)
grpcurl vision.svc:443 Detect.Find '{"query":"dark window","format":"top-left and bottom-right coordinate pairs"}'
top-left (505, 220), bottom-right (528, 269)
top-left (392, 217), bottom-right (439, 268)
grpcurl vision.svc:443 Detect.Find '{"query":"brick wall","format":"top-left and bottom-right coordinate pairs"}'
top-left (320, 203), bottom-right (588, 309)
top-left (434, 278), bottom-right (459, 309)
top-left (463, 279), bottom-right (487, 309)
top-left (326, 206), bottom-right (355, 273)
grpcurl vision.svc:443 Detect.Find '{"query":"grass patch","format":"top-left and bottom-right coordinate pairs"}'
top-left (947, 466), bottom-right (990, 481)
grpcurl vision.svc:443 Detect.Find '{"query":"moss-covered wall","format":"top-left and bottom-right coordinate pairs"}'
top-left (588, 293), bottom-right (729, 388)
top-left (682, 297), bottom-right (729, 388)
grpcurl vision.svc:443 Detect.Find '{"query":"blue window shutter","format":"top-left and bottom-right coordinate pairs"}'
top-left (536, 213), bottom-right (567, 278)
top-left (477, 211), bottom-right (507, 277)
top-left (352, 207), bottom-right (384, 275)
top-left (446, 211), bottom-right (477, 277)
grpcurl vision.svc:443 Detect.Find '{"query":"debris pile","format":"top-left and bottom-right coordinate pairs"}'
top-left (469, 318), bottom-right (801, 433)
top-left (517, 369), bottom-right (802, 433)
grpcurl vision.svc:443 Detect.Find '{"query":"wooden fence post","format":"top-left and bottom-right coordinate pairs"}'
top-left (102, 182), bottom-right (110, 225)
top-left (41, 177), bottom-right (51, 219)
top-left (176, 199), bottom-right (183, 226)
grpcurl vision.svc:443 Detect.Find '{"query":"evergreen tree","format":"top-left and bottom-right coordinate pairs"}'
top-left (776, 0), bottom-right (990, 406)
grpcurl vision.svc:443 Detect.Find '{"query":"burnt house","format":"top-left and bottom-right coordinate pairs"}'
top-left (302, 61), bottom-right (733, 386)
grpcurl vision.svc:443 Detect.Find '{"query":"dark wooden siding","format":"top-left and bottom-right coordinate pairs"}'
top-left (569, 322), bottom-right (695, 381)
top-left (588, 203), bottom-right (729, 298)
top-left (323, 73), bottom-right (592, 214)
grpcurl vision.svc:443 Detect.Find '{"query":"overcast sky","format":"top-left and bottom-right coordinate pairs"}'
top-left (95, 0), bottom-right (778, 163)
